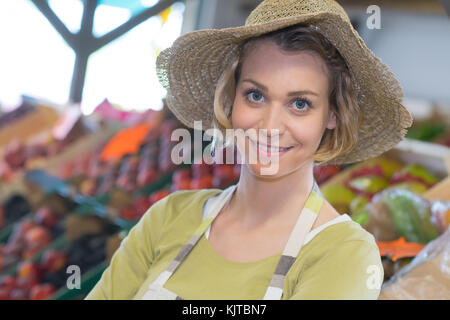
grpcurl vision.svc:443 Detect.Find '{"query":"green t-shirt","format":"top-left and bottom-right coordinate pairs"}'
top-left (85, 188), bottom-right (384, 300)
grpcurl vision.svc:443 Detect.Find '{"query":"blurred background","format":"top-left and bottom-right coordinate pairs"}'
top-left (0, 0), bottom-right (449, 300)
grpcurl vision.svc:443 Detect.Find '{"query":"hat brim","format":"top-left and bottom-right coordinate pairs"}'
top-left (156, 12), bottom-right (413, 165)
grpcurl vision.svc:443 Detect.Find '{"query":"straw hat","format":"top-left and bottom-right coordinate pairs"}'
top-left (156, 0), bottom-right (413, 165)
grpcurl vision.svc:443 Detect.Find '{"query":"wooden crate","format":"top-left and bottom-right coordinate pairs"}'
top-left (0, 105), bottom-right (59, 149)
top-left (0, 125), bottom-right (120, 204)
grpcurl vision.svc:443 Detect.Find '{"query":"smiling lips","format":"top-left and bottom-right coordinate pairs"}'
top-left (248, 138), bottom-right (294, 157)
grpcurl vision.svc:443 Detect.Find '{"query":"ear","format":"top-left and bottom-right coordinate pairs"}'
top-left (326, 110), bottom-right (337, 130)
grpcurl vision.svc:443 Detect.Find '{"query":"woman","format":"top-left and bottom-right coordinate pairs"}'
top-left (86, 0), bottom-right (412, 300)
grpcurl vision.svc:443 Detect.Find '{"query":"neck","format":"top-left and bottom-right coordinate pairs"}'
top-left (227, 161), bottom-right (316, 230)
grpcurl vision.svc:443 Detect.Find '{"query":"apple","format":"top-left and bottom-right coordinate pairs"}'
top-left (0, 160), bottom-right (14, 181)
top-left (390, 181), bottom-right (428, 194)
top-left (346, 176), bottom-right (388, 196)
top-left (4, 241), bottom-right (25, 259)
top-left (349, 165), bottom-right (385, 180)
top-left (171, 178), bottom-right (191, 192)
top-left (0, 275), bottom-right (17, 292)
top-left (11, 220), bottom-right (37, 243)
top-left (213, 165), bottom-right (234, 178)
top-left (313, 164), bottom-right (340, 185)
top-left (59, 162), bottom-right (75, 179)
top-left (73, 153), bottom-right (92, 176)
top-left (172, 168), bottom-right (191, 183)
top-left (133, 196), bottom-right (151, 217)
top-left (29, 283), bottom-right (56, 300)
top-left (24, 226), bottom-right (52, 251)
top-left (119, 207), bottom-right (136, 221)
top-left (16, 274), bottom-right (41, 292)
top-left (321, 185), bottom-right (356, 214)
top-left (192, 163), bottom-right (212, 179)
top-left (190, 174), bottom-right (213, 189)
top-left (213, 165), bottom-right (236, 186)
top-left (17, 261), bottom-right (42, 279)
top-left (34, 207), bottom-right (59, 229)
top-left (0, 288), bottom-right (10, 300)
top-left (390, 164), bottom-right (438, 187)
top-left (41, 250), bottom-right (68, 273)
top-left (22, 246), bottom-right (43, 260)
top-left (349, 195), bottom-right (370, 215)
top-left (4, 139), bottom-right (26, 170)
top-left (137, 166), bottom-right (158, 187)
top-left (149, 190), bottom-right (170, 205)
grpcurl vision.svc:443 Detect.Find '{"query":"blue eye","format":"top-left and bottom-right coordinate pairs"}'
top-left (292, 98), bottom-right (311, 111)
top-left (245, 89), bottom-right (264, 103)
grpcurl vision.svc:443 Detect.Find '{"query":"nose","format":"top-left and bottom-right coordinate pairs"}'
top-left (257, 104), bottom-right (285, 144)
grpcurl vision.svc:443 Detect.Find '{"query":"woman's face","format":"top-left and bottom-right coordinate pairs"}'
top-left (231, 40), bottom-right (336, 177)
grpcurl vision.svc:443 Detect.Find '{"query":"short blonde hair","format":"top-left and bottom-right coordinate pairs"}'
top-left (211, 24), bottom-right (362, 165)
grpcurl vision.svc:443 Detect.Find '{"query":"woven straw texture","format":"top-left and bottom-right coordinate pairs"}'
top-left (156, 0), bottom-right (413, 165)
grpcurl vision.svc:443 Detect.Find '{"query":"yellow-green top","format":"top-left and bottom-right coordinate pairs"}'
top-left (85, 188), bottom-right (383, 300)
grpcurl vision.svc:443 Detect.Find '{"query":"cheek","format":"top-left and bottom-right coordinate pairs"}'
top-left (231, 97), bottom-right (255, 130)
top-left (289, 117), bottom-right (327, 150)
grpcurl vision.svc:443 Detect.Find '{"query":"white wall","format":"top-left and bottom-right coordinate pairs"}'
top-left (347, 8), bottom-right (450, 105)
top-left (184, 1), bottom-right (450, 109)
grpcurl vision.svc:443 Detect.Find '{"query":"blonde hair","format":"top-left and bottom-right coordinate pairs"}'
top-left (211, 24), bottom-right (362, 165)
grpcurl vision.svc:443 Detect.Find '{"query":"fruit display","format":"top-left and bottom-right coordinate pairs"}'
top-left (313, 164), bottom-right (342, 185)
top-left (0, 116), bottom-right (95, 183)
top-left (353, 186), bottom-right (449, 245)
top-left (321, 157), bottom-right (442, 216)
top-left (381, 189), bottom-right (440, 244)
top-left (0, 230), bottom-right (116, 300)
top-left (58, 116), bottom-right (184, 198)
top-left (0, 206), bottom-right (66, 273)
top-left (0, 95), bottom-right (448, 300)
top-left (117, 160), bottom-right (241, 222)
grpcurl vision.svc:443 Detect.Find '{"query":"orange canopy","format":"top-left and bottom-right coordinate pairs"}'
top-left (100, 123), bottom-right (153, 161)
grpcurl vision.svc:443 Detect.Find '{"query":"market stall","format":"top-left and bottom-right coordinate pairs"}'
top-left (1, 0), bottom-right (450, 301)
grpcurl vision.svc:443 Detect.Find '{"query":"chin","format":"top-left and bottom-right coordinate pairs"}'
top-left (245, 161), bottom-right (296, 178)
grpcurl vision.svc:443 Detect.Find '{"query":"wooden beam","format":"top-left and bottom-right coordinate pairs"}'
top-left (92, 0), bottom-right (180, 51)
top-left (30, 0), bottom-right (75, 48)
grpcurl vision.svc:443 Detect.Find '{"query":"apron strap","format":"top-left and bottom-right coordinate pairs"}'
top-left (152, 180), bottom-right (323, 301)
top-left (153, 185), bottom-right (236, 286)
top-left (263, 182), bottom-right (323, 300)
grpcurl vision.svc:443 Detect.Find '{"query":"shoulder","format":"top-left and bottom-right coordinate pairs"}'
top-left (161, 188), bottom-right (223, 214)
top-left (287, 219), bottom-right (383, 299)
top-left (298, 215), bottom-right (380, 269)
top-left (141, 188), bottom-right (224, 229)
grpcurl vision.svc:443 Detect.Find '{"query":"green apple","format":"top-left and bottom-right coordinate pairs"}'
top-left (349, 195), bottom-right (370, 215)
top-left (390, 181), bottom-right (428, 194)
top-left (349, 176), bottom-right (388, 194)
top-left (377, 158), bottom-right (403, 179)
top-left (400, 164), bottom-right (438, 184)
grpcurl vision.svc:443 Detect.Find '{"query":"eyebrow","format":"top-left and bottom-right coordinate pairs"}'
top-left (242, 79), bottom-right (319, 97)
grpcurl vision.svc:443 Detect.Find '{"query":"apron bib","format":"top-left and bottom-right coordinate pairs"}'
top-left (141, 181), bottom-right (324, 300)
